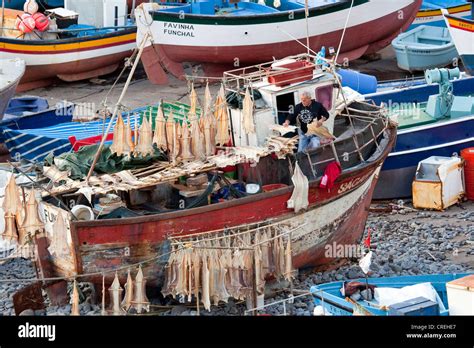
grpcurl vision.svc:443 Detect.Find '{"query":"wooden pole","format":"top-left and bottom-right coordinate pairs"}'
top-left (86, 32), bottom-right (149, 183)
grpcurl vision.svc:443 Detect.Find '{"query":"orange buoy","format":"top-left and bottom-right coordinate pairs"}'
top-left (461, 147), bottom-right (474, 200)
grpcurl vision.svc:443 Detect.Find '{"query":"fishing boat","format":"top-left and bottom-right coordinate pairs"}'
top-left (392, 25), bottom-right (458, 71)
top-left (310, 273), bottom-right (471, 316)
top-left (134, 0), bottom-right (422, 84)
top-left (0, 100), bottom-right (74, 161)
top-left (0, 5), bottom-right (137, 91)
top-left (410, 0), bottom-right (472, 29)
top-left (444, 12), bottom-right (474, 76)
top-left (25, 54), bottom-right (397, 303)
top-left (366, 67), bottom-right (474, 199)
top-left (0, 59), bottom-right (26, 119)
top-left (3, 96), bottom-right (49, 116)
top-left (2, 0), bottom-right (63, 9)
top-left (0, 105), bottom-right (149, 162)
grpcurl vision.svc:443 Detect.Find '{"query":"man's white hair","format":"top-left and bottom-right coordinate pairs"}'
top-left (301, 91), bottom-right (312, 99)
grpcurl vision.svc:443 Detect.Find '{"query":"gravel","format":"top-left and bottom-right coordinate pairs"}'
top-left (1, 201), bottom-right (473, 316)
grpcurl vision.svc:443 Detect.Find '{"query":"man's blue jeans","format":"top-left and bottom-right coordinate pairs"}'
top-left (298, 129), bottom-right (320, 153)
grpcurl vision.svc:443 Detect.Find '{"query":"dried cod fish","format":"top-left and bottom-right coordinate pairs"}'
top-left (108, 272), bottom-right (125, 315)
top-left (215, 85), bottom-right (230, 146)
top-left (19, 189), bottom-right (44, 243)
top-left (121, 269), bottom-right (134, 311)
top-left (110, 112), bottom-right (131, 157)
top-left (153, 104), bottom-right (167, 151)
top-left (131, 265), bottom-right (150, 314)
top-left (71, 280), bottom-right (80, 316)
top-left (135, 113), bottom-right (153, 157)
top-left (179, 121), bottom-right (194, 162)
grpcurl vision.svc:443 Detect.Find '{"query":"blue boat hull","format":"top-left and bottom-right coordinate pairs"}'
top-left (368, 76), bottom-right (474, 199)
top-left (375, 127), bottom-right (474, 198)
top-left (460, 54), bottom-right (474, 76)
top-left (310, 273), bottom-right (471, 316)
top-left (4, 0), bottom-right (63, 9)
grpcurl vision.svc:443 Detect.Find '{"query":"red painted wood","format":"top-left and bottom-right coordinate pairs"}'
top-left (142, 1), bottom-right (420, 82)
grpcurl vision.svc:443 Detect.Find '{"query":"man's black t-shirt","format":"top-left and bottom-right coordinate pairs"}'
top-left (286, 100), bottom-right (330, 134)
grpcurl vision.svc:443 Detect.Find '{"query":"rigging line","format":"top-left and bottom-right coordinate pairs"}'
top-left (335, 0), bottom-right (355, 63)
top-left (0, 244), bottom-right (188, 284)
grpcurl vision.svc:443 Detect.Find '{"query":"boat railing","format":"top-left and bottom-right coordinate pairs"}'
top-left (223, 53), bottom-right (319, 91)
top-left (299, 104), bottom-right (389, 176)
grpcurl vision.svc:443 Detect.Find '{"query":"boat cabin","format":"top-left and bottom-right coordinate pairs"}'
top-left (223, 55), bottom-right (338, 147)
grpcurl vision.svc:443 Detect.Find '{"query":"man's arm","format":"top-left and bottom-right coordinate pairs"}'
top-left (316, 103), bottom-right (330, 126)
top-left (283, 104), bottom-right (298, 127)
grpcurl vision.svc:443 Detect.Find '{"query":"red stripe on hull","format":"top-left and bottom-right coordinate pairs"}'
top-left (142, 1), bottom-right (421, 82)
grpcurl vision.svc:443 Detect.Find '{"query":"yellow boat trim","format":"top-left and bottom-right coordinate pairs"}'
top-left (447, 17), bottom-right (474, 31)
top-left (0, 33), bottom-right (136, 53)
top-left (416, 3), bottom-right (471, 18)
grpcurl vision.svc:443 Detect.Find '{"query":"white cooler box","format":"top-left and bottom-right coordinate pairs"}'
top-left (446, 274), bottom-right (474, 315)
top-left (412, 156), bottom-right (464, 210)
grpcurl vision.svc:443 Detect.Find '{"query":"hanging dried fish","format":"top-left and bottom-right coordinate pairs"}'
top-left (254, 233), bottom-right (265, 295)
top-left (108, 272), bottom-right (125, 315)
top-left (162, 245), bottom-right (179, 298)
top-left (121, 269), bottom-right (134, 311)
top-left (201, 253), bottom-right (211, 311)
top-left (131, 265), bottom-right (150, 314)
top-left (190, 116), bottom-right (205, 160)
top-left (284, 237), bottom-right (293, 281)
top-left (135, 112), bottom-right (153, 157)
top-left (101, 274), bottom-right (106, 316)
top-left (192, 248), bottom-right (201, 301)
top-left (242, 87), bottom-right (255, 134)
top-left (110, 111), bottom-right (131, 157)
top-left (215, 85), bottom-right (230, 146)
top-left (19, 189), bottom-right (44, 243)
top-left (179, 120), bottom-right (194, 162)
top-left (71, 279), bottom-right (80, 316)
top-left (2, 175), bottom-right (21, 242)
top-left (126, 114), bottom-right (135, 152)
top-left (47, 209), bottom-right (70, 257)
top-left (165, 112), bottom-right (179, 162)
top-left (153, 104), bottom-right (167, 151)
top-left (189, 83), bottom-right (198, 115)
top-left (277, 235), bottom-right (286, 279)
top-left (203, 109), bottom-right (216, 156)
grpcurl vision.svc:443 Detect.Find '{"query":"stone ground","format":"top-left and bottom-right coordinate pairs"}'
top-left (1, 49), bottom-right (472, 316)
top-left (1, 200), bottom-right (472, 316)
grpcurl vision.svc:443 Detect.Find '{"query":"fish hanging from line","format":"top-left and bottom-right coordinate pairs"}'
top-left (135, 111), bottom-right (154, 157)
top-left (153, 104), bottom-right (167, 151)
top-left (109, 272), bottom-right (125, 315)
top-left (110, 111), bottom-right (131, 157)
top-left (121, 269), bottom-right (134, 311)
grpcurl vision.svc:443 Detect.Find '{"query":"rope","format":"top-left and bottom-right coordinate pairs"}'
top-left (335, 0), bottom-right (355, 63)
top-left (0, 243), bottom-right (187, 284)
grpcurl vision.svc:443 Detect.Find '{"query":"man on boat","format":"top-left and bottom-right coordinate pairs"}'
top-left (283, 91), bottom-right (329, 153)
